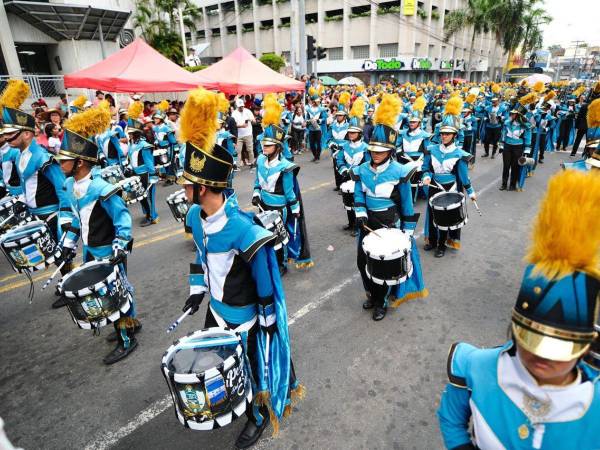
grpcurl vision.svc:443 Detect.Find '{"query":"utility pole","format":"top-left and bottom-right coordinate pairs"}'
top-left (572, 40), bottom-right (585, 80)
top-left (290, 0), bottom-right (298, 75)
top-left (298, 0), bottom-right (307, 75)
top-left (178, 4), bottom-right (188, 64)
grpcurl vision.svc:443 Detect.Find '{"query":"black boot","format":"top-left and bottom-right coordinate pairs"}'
top-left (435, 247), bottom-right (446, 258)
top-left (362, 298), bottom-right (374, 309)
top-left (103, 337), bottom-right (138, 365)
top-left (235, 416), bottom-right (270, 449)
top-left (499, 184), bottom-right (507, 191)
top-left (423, 243), bottom-right (434, 251)
top-left (103, 320), bottom-right (139, 365)
top-left (372, 306), bottom-right (387, 321)
top-left (51, 295), bottom-right (69, 309)
top-left (279, 266), bottom-right (288, 277)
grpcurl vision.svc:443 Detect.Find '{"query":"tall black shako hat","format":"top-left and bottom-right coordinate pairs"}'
top-left (177, 88), bottom-right (233, 189)
top-left (55, 105), bottom-right (111, 163)
top-left (0, 79), bottom-right (35, 134)
top-left (261, 93), bottom-right (286, 147)
top-left (512, 170), bottom-right (600, 362)
top-left (368, 93), bottom-right (400, 152)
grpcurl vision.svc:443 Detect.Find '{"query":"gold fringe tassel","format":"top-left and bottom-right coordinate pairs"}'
top-left (445, 239), bottom-right (461, 250)
top-left (117, 316), bottom-right (141, 330)
top-left (295, 261), bottom-right (315, 270)
top-left (390, 288), bottom-right (429, 308)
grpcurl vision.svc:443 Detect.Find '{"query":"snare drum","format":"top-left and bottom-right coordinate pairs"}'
top-left (101, 165), bottom-right (125, 185)
top-left (166, 189), bottom-right (189, 223)
top-left (340, 180), bottom-right (355, 211)
top-left (255, 210), bottom-right (289, 250)
top-left (119, 176), bottom-right (147, 205)
top-left (154, 148), bottom-right (170, 168)
top-left (161, 327), bottom-right (252, 431)
top-left (429, 191), bottom-right (468, 230)
top-left (0, 220), bottom-right (61, 272)
top-left (362, 228), bottom-right (412, 285)
top-left (58, 260), bottom-right (132, 330)
top-left (0, 196), bottom-right (33, 232)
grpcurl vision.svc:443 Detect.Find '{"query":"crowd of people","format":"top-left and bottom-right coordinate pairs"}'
top-left (1, 74), bottom-right (600, 450)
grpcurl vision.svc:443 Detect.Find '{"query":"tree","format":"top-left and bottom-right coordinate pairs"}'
top-left (133, 0), bottom-right (201, 65)
top-left (259, 53), bottom-right (286, 72)
top-left (444, 0), bottom-right (492, 81)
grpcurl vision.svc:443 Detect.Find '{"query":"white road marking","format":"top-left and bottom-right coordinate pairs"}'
top-left (84, 172), bottom-right (497, 449)
top-left (477, 176), bottom-right (502, 196)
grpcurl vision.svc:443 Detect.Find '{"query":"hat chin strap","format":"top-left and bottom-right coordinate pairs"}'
top-left (5, 130), bottom-right (22, 143)
top-left (68, 158), bottom-right (81, 178)
top-left (192, 184), bottom-right (202, 205)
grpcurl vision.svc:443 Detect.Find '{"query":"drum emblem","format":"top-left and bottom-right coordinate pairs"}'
top-left (81, 296), bottom-right (104, 318)
top-left (182, 385), bottom-right (206, 416)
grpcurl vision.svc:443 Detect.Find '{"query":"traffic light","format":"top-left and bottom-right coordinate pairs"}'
top-left (307, 35), bottom-right (316, 60)
top-left (317, 46), bottom-right (327, 60)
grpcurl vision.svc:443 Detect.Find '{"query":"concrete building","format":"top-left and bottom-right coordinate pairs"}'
top-left (0, 0), bottom-right (134, 96)
top-left (192, 0), bottom-right (505, 83)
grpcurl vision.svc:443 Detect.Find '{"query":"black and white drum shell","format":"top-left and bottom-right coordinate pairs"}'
top-left (340, 180), bottom-right (355, 211)
top-left (153, 148), bottom-right (170, 168)
top-left (100, 165), bottom-right (125, 185)
top-left (166, 189), bottom-right (189, 223)
top-left (0, 220), bottom-right (61, 273)
top-left (161, 327), bottom-right (252, 431)
top-left (255, 210), bottom-right (289, 250)
top-left (0, 196), bottom-right (33, 232)
top-left (119, 176), bottom-right (147, 205)
top-left (429, 191), bottom-right (468, 230)
top-left (58, 260), bottom-right (132, 329)
top-left (362, 228), bottom-right (413, 285)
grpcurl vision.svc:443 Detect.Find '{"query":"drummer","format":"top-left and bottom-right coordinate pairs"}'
top-left (253, 95), bottom-right (313, 275)
top-left (353, 94), bottom-right (428, 321)
top-left (0, 132), bottom-right (22, 196)
top-left (335, 114), bottom-right (369, 236)
top-left (53, 105), bottom-right (141, 365)
top-left (177, 88), bottom-right (303, 449)
top-left (128, 119), bottom-right (159, 227)
top-left (421, 116), bottom-right (476, 258)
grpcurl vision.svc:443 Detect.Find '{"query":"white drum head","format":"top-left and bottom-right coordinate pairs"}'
top-left (362, 228), bottom-right (411, 260)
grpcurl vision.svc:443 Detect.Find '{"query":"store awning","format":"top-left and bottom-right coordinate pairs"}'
top-left (4, 1), bottom-right (130, 41)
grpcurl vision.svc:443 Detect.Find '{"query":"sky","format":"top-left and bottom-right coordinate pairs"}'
top-left (542, 0), bottom-right (600, 48)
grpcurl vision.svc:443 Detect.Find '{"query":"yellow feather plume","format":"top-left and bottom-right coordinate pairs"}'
top-left (63, 106), bottom-right (111, 139)
top-left (544, 91), bottom-right (556, 103)
top-left (593, 82), bottom-right (600, 94)
top-left (373, 93), bottom-right (401, 127)
top-left (349, 98), bottom-right (365, 119)
top-left (318, 84), bottom-right (325, 95)
top-left (573, 85), bottom-right (585, 98)
top-left (532, 81), bottom-right (545, 93)
top-left (0, 79), bottom-right (30, 109)
top-left (217, 92), bottom-right (230, 114)
top-left (356, 85), bottom-right (365, 93)
top-left (369, 95), bottom-right (378, 105)
top-left (338, 91), bottom-right (351, 107)
top-left (127, 101), bottom-right (143, 119)
top-left (98, 99), bottom-right (110, 111)
top-left (72, 95), bottom-right (87, 110)
top-left (492, 83), bottom-right (501, 94)
top-left (519, 92), bottom-right (538, 106)
top-left (587, 99), bottom-right (600, 128)
top-left (262, 93), bottom-right (283, 128)
top-left (444, 96), bottom-right (463, 116)
top-left (178, 88), bottom-right (219, 152)
top-left (526, 170), bottom-right (600, 279)
top-left (413, 96), bottom-right (426, 113)
top-left (465, 93), bottom-right (476, 105)
top-left (157, 100), bottom-right (169, 112)
top-left (308, 86), bottom-right (317, 97)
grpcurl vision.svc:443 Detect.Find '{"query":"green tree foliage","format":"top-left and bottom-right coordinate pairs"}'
top-left (259, 53), bottom-right (286, 72)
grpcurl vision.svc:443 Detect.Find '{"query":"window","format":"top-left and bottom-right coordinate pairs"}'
top-left (197, 30), bottom-right (205, 39)
top-left (226, 25), bottom-right (236, 35)
top-left (211, 27), bottom-right (221, 36)
top-left (305, 13), bottom-right (317, 23)
top-left (206, 5), bottom-right (218, 16)
top-left (352, 45), bottom-right (369, 59)
top-left (280, 17), bottom-right (290, 25)
top-left (325, 9), bottom-right (343, 18)
top-left (328, 47), bottom-right (343, 60)
top-left (428, 44), bottom-right (435, 57)
top-left (242, 22), bottom-right (254, 32)
top-left (414, 42), bottom-right (421, 55)
top-left (350, 5), bottom-right (370, 18)
top-left (379, 43), bottom-right (398, 57)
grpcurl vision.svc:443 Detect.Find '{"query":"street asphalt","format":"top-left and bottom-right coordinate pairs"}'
top-left (0, 146), bottom-right (576, 450)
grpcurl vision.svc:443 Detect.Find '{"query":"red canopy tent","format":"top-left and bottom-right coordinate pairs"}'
top-left (64, 38), bottom-right (208, 92)
top-left (196, 47), bottom-right (304, 95)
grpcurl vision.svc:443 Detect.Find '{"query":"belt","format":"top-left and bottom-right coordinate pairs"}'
top-left (209, 299), bottom-right (257, 333)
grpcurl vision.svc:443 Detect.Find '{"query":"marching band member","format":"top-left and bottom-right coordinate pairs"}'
top-left (353, 94), bottom-right (427, 321)
top-left (54, 106), bottom-right (141, 364)
top-left (336, 98), bottom-right (369, 235)
top-left (253, 95), bottom-right (313, 274)
top-left (422, 114), bottom-right (476, 258)
top-left (177, 88), bottom-right (303, 449)
top-left (583, 94), bottom-right (600, 160)
top-left (305, 94), bottom-right (326, 162)
top-left (1, 133), bottom-right (22, 197)
top-left (128, 114), bottom-right (159, 227)
top-left (461, 106), bottom-right (477, 164)
top-left (330, 92), bottom-right (351, 191)
top-left (152, 106), bottom-right (178, 184)
top-left (438, 169), bottom-right (600, 450)
top-left (482, 94), bottom-right (505, 159)
top-left (499, 105), bottom-right (532, 192)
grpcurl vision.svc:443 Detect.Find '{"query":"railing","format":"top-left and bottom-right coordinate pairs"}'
top-left (0, 75), bottom-right (65, 100)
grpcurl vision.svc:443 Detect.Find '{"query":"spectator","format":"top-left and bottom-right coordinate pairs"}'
top-left (231, 98), bottom-right (256, 168)
top-left (93, 90), bottom-right (104, 106)
top-left (291, 105), bottom-right (306, 154)
top-left (251, 106), bottom-right (263, 160)
top-left (45, 123), bottom-right (62, 154)
top-left (55, 94), bottom-right (68, 114)
top-left (118, 109), bottom-right (128, 130)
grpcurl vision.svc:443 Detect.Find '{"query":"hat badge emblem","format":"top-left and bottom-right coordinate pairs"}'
top-left (190, 151), bottom-right (206, 172)
top-left (16, 113), bottom-right (28, 126)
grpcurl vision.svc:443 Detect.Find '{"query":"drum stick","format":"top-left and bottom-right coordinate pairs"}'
top-left (472, 199), bottom-right (483, 217)
top-left (166, 308), bottom-right (192, 333)
top-left (41, 261), bottom-right (65, 291)
top-left (362, 224), bottom-right (384, 239)
top-left (0, 212), bottom-right (15, 229)
top-left (293, 218), bottom-right (298, 237)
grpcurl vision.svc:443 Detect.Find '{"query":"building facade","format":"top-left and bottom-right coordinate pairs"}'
top-left (192, 0), bottom-right (505, 83)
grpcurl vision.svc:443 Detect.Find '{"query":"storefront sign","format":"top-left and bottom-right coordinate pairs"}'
top-left (439, 59), bottom-right (466, 71)
top-left (403, 0), bottom-right (416, 15)
top-left (363, 58), bottom-right (406, 71)
top-left (411, 58), bottom-right (433, 70)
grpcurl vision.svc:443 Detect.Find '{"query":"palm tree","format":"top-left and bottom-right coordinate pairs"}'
top-left (444, 0), bottom-right (493, 81)
top-left (133, 0), bottom-right (201, 64)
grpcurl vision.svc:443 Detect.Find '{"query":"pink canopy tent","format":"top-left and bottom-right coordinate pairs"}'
top-left (64, 38), bottom-right (209, 92)
top-left (196, 47), bottom-right (304, 95)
